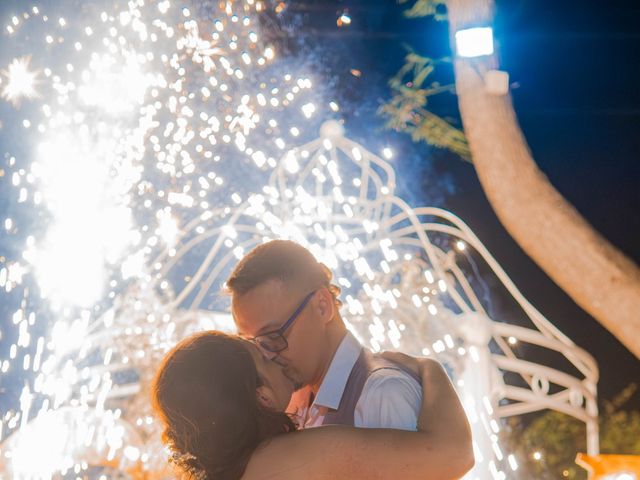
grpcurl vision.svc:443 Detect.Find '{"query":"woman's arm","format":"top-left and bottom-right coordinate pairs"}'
top-left (245, 356), bottom-right (474, 480)
top-left (382, 352), bottom-right (473, 463)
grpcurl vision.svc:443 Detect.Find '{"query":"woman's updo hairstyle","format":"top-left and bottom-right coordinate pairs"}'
top-left (151, 331), bottom-right (296, 479)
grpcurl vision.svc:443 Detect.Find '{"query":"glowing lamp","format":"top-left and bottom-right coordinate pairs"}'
top-left (455, 27), bottom-right (494, 58)
top-left (576, 454), bottom-right (640, 480)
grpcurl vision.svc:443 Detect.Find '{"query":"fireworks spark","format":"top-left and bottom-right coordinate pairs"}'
top-left (0, 1), bottom-right (599, 479)
top-left (1, 56), bottom-right (39, 106)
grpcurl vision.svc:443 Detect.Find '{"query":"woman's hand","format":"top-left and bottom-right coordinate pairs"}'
top-left (382, 349), bottom-right (474, 475)
top-left (379, 351), bottom-right (439, 378)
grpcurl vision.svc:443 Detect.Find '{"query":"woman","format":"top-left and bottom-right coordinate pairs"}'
top-left (151, 331), bottom-right (474, 479)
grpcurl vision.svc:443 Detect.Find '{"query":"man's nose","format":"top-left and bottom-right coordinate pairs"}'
top-left (270, 354), bottom-right (288, 367)
top-left (258, 347), bottom-right (279, 362)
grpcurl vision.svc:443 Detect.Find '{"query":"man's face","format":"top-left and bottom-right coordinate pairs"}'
top-left (242, 340), bottom-right (296, 411)
top-left (232, 279), bottom-right (326, 390)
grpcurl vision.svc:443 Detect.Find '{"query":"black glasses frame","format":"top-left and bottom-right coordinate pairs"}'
top-left (249, 289), bottom-right (317, 353)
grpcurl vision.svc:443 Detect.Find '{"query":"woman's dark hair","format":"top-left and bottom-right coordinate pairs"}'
top-left (151, 331), bottom-right (296, 479)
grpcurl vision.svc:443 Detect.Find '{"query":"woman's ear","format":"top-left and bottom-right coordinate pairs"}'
top-left (256, 386), bottom-right (276, 409)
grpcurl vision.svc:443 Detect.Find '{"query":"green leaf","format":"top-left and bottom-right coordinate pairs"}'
top-left (399, 0), bottom-right (448, 21)
top-left (381, 49), bottom-right (469, 161)
top-left (499, 385), bottom-right (640, 479)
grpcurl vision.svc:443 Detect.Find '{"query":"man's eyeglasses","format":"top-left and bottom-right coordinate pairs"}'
top-left (248, 289), bottom-right (317, 353)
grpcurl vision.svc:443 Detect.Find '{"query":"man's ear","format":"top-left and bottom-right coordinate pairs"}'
top-left (256, 386), bottom-right (276, 409)
top-left (317, 288), bottom-right (335, 323)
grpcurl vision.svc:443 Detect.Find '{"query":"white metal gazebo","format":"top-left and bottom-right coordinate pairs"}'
top-left (0, 121), bottom-right (598, 479)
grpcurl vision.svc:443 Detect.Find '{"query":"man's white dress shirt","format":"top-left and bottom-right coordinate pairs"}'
top-left (303, 332), bottom-right (421, 430)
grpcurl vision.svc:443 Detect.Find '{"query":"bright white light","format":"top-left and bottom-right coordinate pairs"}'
top-left (301, 102), bottom-right (316, 118)
top-left (1, 56), bottom-right (39, 106)
top-left (121, 250), bottom-right (145, 280)
top-left (4, 409), bottom-right (72, 477)
top-left (424, 270), bottom-right (434, 283)
top-left (123, 446), bottom-right (140, 461)
top-left (284, 151), bottom-right (300, 174)
top-left (158, 1), bottom-right (170, 14)
top-left (3, 408), bottom-right (136, 478)
top-left (156, 210), bottom-right (179, 246)
top-left (34, 222), bottom-right (106, 307)
top-left (601, 474), bottom-right (637, 480)
top-left (455, 27), bottom-right (494, 58)
top-left (30, 134), bottom-right (135, 307)
top-left (0, 1), bottom-right (574, 476)
top-left (337, 14), bottom-right (351, 27)
top-left (78, 53), bottom-right (151, 114)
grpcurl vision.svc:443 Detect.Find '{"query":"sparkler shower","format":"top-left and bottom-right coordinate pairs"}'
top-left (0, 1), bottom-right (599, 479)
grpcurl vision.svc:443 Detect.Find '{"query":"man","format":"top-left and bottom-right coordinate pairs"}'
top-left (227, 239), bottom-right (422, 430)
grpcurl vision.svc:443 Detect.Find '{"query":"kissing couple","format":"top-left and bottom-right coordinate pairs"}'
top-left (151, 240), bottom-right (474, 479)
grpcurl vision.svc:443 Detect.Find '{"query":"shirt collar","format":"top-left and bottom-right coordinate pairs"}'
top-left (312, 331), bottom-right (362, 411)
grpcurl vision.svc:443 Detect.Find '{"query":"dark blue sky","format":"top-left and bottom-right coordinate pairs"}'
top-left (285, 0), bottom-right (640, 406)
top-left (0, 0), bottom-right (636, 411)
top-left (496, 0), bottom-right (640, 405)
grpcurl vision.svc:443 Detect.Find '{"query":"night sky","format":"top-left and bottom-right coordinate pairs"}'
top-left (0, 0), bottom-right (637, 414)
top-left (0, 2), bottom-right (637, 476)
top-left (284, 0), bottom-right (640, 407)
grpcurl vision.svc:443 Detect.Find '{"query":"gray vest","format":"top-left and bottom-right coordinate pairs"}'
top-left (321, 348), bottom-right (422, 426)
